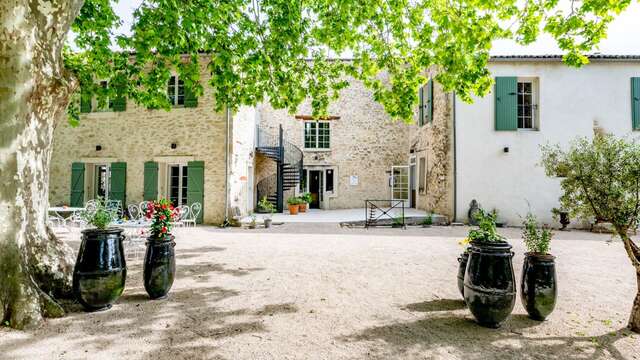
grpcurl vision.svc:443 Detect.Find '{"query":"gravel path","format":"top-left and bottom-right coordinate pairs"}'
top-left (1, 224), bottom-right (639, 359)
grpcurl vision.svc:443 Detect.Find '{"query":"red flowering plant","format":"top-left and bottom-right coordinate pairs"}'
top-left (145, 198), bottom-right (178, 241)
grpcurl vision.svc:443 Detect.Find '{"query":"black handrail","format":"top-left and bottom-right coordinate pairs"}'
top-left (255, 125), bottom-right (304, 212)
top-left (365, 200), bottom-right (406, 228)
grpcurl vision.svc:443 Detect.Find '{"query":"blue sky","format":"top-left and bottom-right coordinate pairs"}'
top-left (113, 1), bottom-right (640, 55)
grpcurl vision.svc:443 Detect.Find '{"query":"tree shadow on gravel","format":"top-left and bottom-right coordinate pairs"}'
top-left (402, 298), bottom-right (466, 312)
top-left (340, 308), bottom-right (634, 359)
top-left (1, 258), bottom-right (291, 360)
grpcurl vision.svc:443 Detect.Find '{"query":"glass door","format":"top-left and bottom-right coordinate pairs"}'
top-left (168, 165), bottom-right (188, 207)
top-left (94, 164), bottom-right (110, 200)
top-left (391, 165), bottom-right (409, 203)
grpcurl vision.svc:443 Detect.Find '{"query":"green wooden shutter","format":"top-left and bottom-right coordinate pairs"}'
top-left (80, 87), bottom-right (92, 113)
top-left (632, 77), bottom-right (640, 130)
top-left (187, 161), bottom-right (205, 223)
top-left (495, 76), bottom-right (518, 131)
top-left (143, 161), bottom-right (159, 201)
top-left (70, 162), bottom-right (85, 207)
top-left (418, 85), bottom-right (424, 126)
top-left (109, 162), bottom-right (127, 206)
top-left (426, 78), bottom-right (433, 123)
top-left (112, 84), bottom-right (126, 112)
top-left (184, 86), bottom-right (198, 108)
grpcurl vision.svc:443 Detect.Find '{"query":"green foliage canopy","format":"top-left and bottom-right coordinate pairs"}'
top-left (65, 0), bottom-right (635, 124)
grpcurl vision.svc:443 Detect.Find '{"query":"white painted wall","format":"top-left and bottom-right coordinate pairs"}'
top-left (455, 60), bottom-right (640, 226)
top-left (230, 106), bottom-right (258, 215)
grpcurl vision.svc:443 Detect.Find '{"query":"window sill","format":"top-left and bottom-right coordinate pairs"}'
top-left (303, 148), bottom-right (331, 152)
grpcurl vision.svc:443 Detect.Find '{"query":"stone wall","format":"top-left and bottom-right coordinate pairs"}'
top-left (49, 59), bottom-right (229, 224)
top-left (257, 76), bottom-right (415, 210)
top-left (410, 70), bottom-right (455, 220)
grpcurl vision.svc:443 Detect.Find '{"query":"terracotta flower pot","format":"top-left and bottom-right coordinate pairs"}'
top-left (288, 204), bottom-right (299, 215)
top-left (299, 202), bottom-right (307, 213)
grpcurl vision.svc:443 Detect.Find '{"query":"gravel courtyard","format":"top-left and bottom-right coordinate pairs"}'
top-left (1, 224), bottom-right (639, 360)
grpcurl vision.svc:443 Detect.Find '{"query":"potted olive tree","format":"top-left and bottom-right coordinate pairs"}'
top-left (143, 199), bottom-right (177, 300)
top-left (463, 209), bottom-right (516, 328)
top-left (287, 196), bottom-right (301, 215)
top-left (73, 198), bottom-right (126, 311)
top-left (520, 212), bottom-right (557, 321)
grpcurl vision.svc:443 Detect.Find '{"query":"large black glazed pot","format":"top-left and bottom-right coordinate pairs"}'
top-left (463, 241), bottom-right (516, 328)
top-left (457, 251), bottom-right (469, 299)
top-left (143, 236), bottom-right (176, 299)
top-left (520, 253), bottom-right (557, 321)
top-left (73, 228), bottom-right (127, 311)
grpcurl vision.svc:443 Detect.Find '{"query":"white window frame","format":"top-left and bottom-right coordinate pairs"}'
top-left (167, 75), bottom-right (185, 107)
top-left (167, 163), bottom-right (189, 206)
top-left (303, 121), bottom-right (331, 151)
top-left (516, 77), bottom-right (539, 130)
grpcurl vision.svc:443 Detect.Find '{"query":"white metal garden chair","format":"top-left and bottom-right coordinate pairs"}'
top-left (183, 202), bottom-right (201, 227)
top-left (127, 203), bottom-right (141, 220)
top-left (139, 201), bottom-right (152, 217)
top-left (170, 205), bottom-right (190, 228)
top-left (106, 200), bottom-right (122, 219)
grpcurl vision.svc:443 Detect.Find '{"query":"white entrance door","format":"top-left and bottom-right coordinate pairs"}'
top-left (391, 165), bottom-right (409, 203)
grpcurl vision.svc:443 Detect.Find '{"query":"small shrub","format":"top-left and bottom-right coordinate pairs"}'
top-left (82, 197), bottom-right (114, 230)
top-left (521, 212), bottom-right (552, 254)
top-left (468, 209), bottom-right (505, 243)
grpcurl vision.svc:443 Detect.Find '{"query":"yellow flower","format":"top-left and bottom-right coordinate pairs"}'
top-left (458, 237), bottom-right (470, 246)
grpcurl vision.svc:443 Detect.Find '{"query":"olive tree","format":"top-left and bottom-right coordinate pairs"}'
top-left (541, 134), bottom-right (640, 332)
top-left (0, 0), bottom-right (636, 329)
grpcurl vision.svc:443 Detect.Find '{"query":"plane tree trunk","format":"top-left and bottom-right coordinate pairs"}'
top-left (1, 0), bottom-right (83, 329)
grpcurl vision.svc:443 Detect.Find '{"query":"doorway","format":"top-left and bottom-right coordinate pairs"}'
top-left (309, 170), bottom-right (323, 209)
top-left (94, 164), bottom-right (110, 199)
top-left (409, 157), bottom-right (417, 208)
top-left (168, 164), bottom-right (188, 207)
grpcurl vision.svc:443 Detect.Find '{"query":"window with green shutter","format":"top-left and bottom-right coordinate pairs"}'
top-left (112, 84), bottom-right (126, 112)
top-left (70, 162), bottom-right (85, 207)
top-left (109, 162), bottom-right (127, 206)
top-left (80, 87), bottom-right (92, 113)
top-left (425, 79), bottom-right (433, 124)
top-left (418, 86), bottom-right (424, 126)
top-left (143, 161), bottom-right (159, 201)
top-left (187, 161), bottom-right (205, 224)
top-left (632, 77), bottom-right (640, 130)
top-left (495, 76), bottom-right (518, 131)
top-left (184, 86), bottom-right (198, 108)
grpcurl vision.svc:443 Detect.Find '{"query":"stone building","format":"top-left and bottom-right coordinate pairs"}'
top-left (52, 55), bottom-right (638, 226)
top-left (411, 55), bottom-right (640, 226)
top-left (254, 76), bottom-right (415, 211)
top-left (49, 58), bottom-right (232, 224)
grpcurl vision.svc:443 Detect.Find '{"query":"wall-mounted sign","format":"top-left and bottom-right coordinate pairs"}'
top-left (350, 175), bottom-right (359, 186)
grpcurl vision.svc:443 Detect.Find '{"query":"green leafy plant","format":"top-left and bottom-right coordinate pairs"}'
top-left (521, 213), bottom-right (552, 254)
top-left (468, 209), bottom-right (505, 243)
top-left (287, 196), bottom-right (302, 206)
top-left (300, 192), bottom-right (313, 204)
top-left (145, 198), bottom-right (177, 241)
top-left (82, 197), bottom-right (113, 230)
top-left (541, 134), bottom-right (640, 331)
top-left (258, 196), bottom-right (276, 214)
top-left (422, 212), bottom-right (433, 226)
